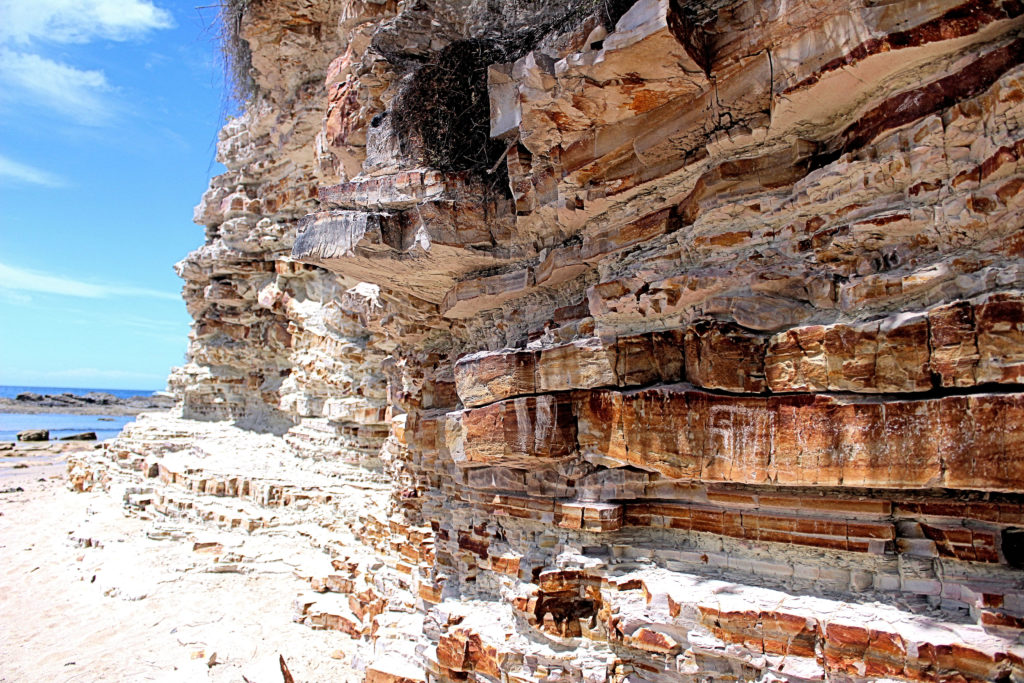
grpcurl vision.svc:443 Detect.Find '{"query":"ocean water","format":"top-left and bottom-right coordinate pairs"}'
top-left (0, 413), bottom-right (136, 442)
top-left (0, 385), bottom-right (156, 400)
top-left (0, 385), bottom-right (154, 441)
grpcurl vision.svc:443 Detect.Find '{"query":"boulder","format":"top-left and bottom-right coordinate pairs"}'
top-left (16, 429), bottom-right (48, 442)
top-left (81, 392), bottom-right (117, 404)
top-left (60, 432), bottom-right (97, 441)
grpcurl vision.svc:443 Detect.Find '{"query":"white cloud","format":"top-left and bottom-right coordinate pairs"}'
top-left (0, 153), bottom-right (66, 187)
top-left (0, 49), bottom-right (114, 124)
top-left (0, 288), bottom-right (32, 305)
top-left (0, 0), bottom-right (173, 124)
top-left (0, 262), bottom-right (180, 301)
top-left (0, 0), bottom-right (174, 45)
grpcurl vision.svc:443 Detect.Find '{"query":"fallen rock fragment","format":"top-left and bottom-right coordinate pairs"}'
top-left (279, 655), bottom-right (294, 683)
top-left (192, 541), bottom-right (224, 554)
top-left (16, 430), bottom-right (48, 442)
top-left (60, 432), bottom-right (97, 441)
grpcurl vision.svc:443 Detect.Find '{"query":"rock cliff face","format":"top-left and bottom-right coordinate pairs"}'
top-left (166, 0), bottom-right (1024, 680)
top-left (171, 0), bottom-right (391, 461)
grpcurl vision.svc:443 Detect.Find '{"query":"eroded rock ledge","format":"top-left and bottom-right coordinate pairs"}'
top-left (123, 0), bottom-right (1024, 680)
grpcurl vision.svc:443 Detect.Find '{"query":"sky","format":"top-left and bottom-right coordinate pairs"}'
top-left (0, 0), bottom-right (231, 390)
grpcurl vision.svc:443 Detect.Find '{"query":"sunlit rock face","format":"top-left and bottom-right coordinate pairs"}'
top-left (174, 0), bottom-right (1024, 680)
top-left (170, 0), bottom-right (389, 457)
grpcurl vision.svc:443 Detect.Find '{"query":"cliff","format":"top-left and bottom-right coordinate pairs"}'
top-left (109, 0), bottom-right (1024, 680)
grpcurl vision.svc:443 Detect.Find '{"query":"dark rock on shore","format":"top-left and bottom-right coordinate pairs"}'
top-left (17, 429), bottom-right (49, 442)
top-left (16, 391), bottom-right (121, 406)
top-left (60, 432), bottom-right (97, 441)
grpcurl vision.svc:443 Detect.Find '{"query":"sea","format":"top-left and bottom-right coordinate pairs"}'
top-left (0, 385), bottom-right (157, 442)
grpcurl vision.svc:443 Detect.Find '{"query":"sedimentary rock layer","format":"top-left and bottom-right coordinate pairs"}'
top-left (171, 0), bottom-right (390, 464)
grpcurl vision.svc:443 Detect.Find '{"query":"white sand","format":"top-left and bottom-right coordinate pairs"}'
top-left (0, 448), bottom-right (364, 682)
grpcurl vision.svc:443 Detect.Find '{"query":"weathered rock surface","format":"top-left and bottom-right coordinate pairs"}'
top-left (169, 0), bottom-right (391, 466)
top-left (95, 0), bottom-right (1024, 681)
top-left (17, 429), bottom-right (48, 442)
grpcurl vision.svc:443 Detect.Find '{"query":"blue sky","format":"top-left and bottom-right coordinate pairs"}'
top-left (0, 0), bottom-right (229, 390)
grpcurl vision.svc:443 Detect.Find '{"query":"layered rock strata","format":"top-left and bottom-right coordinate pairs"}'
top-left (171, 0), bottom-right (390, 463)
top-left (133, 0), bottom-right (1024, 681)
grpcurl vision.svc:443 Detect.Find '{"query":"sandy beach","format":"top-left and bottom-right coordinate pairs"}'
top-left (0, 440), bottom-right (365, 683)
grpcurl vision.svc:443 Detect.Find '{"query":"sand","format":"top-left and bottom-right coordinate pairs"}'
top-left (0, 445), bottom-right (366, 682)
